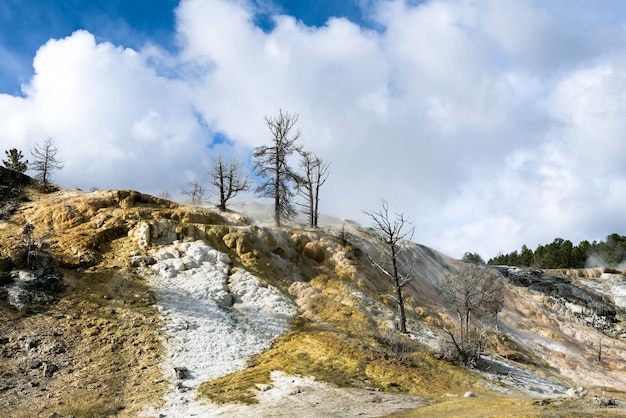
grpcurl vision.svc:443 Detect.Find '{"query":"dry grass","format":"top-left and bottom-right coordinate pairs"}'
top-left (54, 397), bottom-right (125, 418)
top-left (388, 396), bottom-right (626, 417)
top-left (198, 316), bottom-right (488, 406)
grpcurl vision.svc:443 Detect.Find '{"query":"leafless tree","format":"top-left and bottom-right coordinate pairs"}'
top-left (365, 200), bottom-right (414, 333)
top-left (209, 156), bottom-right (251, 211)
top-left (181, 178), bottom-right (205, 205)
top-left (441, 263), bottom-right (503, 367)
top-left (30, 138), bottom-right (63, 190)
top-left (253, 109), bottom-right (302, 227)
top-left (297, 151), bottom-right (329, 227)
top-left (339, 223), bottom-right (349, 246)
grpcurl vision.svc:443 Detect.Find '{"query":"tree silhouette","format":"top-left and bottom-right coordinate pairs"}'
top-left (297, 151), bottom-right (329, 227)
top-left (209, 156), bottom-right (251, 211)
top-left (30, 138), bottom-right (63, 190)
top-left (253, 109), bottom-right (302, 226)
top-left (181, 178), bottom-right (205, 205)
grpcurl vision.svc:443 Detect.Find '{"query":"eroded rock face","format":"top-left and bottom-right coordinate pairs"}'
top-left (303, 241), bottom-right (325, 263)
top-left (495, 266), bottom-right (619, 334)
top-left (4, 269), bottom-right (64, 310)
top-left (0, 167), bottom-right (31, 220)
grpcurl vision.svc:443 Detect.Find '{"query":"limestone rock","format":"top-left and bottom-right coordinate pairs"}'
top-left (566, 387), bottom-right (587, 398)
top-left (303, 241), bottom-right (325, 262)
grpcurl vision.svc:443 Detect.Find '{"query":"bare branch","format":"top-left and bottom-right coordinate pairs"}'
top-left (297, 150), bottom-right (330, 227)
top-left (367, 254), bottom-right (394, 279)
top-left (30, 137), bottom-right (63, 190)
top-left (253, 109), bottom-right (302, 226)
top-left (440, 264), bottom-right (504, 366)
top-left (181, 178), bottom-right (205, 205)
top-left (365, 200), bottom-right (415, 333)
top-left (209, 156), bottom-right (251, 211)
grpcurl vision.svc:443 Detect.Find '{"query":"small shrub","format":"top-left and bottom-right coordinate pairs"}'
top-left (377, 330), bottom-right (415, 364)
top-left (431, 337), bottom-right (463, 363)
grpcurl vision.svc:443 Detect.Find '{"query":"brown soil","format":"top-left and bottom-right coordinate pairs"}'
top-left (0, 239), bottom-right (165, 417)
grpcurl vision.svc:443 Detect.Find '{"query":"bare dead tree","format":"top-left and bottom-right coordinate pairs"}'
top-left (209, 156), bottom-right (251, 211)
top-left (365, 200), bottom-right (414, 333)
top-left (339, 223), bottom-right (349, 246)
top-left (181, 178), bottom-right (205, 205)
top-left (30, 138), bottom-right (63, 190)
top-left (297, 151), bottom-right (329, 227)
top-left (441, 263), bottom-right (503, 367)
top-left (253, 109), bottom-right (302, 226)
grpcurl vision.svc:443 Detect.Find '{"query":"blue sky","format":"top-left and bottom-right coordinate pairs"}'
top-left (1, 0), bottom-right (177, 94)
top-left (0, 0), bottom-right (370, 94)
top-left (1, 0), bottom-right (626, 260)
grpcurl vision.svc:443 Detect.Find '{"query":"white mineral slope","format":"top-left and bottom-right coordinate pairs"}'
top-left (577, 272), bottom-right (626, 309)
top-left (140, 240), bottom-right (297, 417)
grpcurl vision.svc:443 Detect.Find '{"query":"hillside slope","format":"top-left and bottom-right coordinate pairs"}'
top-left (0, 183), bottom-right (625, 417)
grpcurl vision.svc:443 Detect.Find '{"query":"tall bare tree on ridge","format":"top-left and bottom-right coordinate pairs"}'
top-left (297, 151), bottom-right (329, 228)
top-left (253, 109), bottom-right (302, 227)
top-left (30, 138), bottom-right (63, 190)
top-left (209, 156), bottom-right (251, 211)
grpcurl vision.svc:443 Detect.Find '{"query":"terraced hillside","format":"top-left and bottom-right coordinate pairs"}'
top-left (0, 177), bottom-right (625, 416)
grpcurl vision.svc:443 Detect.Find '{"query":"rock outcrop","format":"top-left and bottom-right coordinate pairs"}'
top-left (494, 266), bottom-right (619, 334)
top-left (0, 166), bottom-right (32, 220)
top-left (0, 166), bottom-right (31, 188)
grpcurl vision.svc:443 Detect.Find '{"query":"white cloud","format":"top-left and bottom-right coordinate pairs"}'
top-left (1, 30), bottom-right (212, 194)
top-left (2, 0), bottom-right (626, 259)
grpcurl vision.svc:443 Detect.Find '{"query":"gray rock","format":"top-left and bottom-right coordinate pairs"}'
top-left (26, 358), bottom-right (43, 369)
top-left (566, 386), bottom-right (588, 398)
top-left (594, 397), bottom-right (618, 407)
top-left (173, 367), bottom-right (188, 380)
top-left (131, 256), bottom-right (156, 268)
top-left (25, 337), bottom-right (39, 351)
top-left (49, 344), bottom-right (66, 355)
top-left (43, 363), bottom-right (58, 378)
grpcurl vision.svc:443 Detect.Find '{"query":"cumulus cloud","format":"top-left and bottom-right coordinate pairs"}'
top-left (1, 0), bottom-right (626, 259)
top-left (1, 29), bottom-right (217, 194)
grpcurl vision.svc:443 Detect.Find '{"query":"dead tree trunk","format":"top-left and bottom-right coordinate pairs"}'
top-left (365, 200), bottom-right (414, 333)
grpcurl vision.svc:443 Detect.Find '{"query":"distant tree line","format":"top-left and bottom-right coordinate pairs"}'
top-left (487, 233), bottom-right (626, 268)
